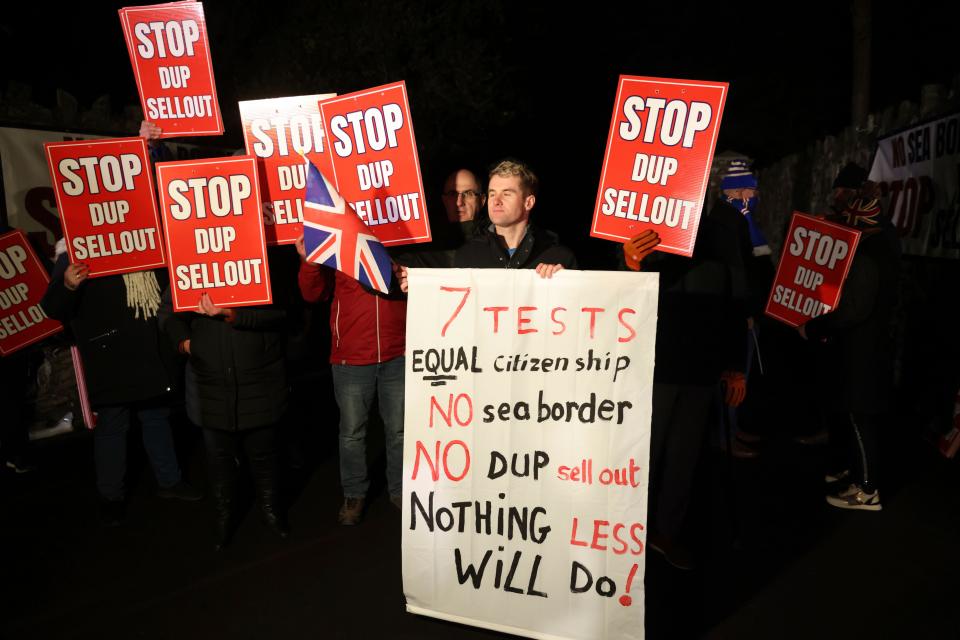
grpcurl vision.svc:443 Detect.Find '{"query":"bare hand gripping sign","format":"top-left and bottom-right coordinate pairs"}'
top-left (591, 76), bottom-right (727, 256)
top-left (119, 1), bottom-right (223, 137)
top-left (156, 156), bottom-right (271, 311)
top-left (403, 269), bottom-right (658, 640)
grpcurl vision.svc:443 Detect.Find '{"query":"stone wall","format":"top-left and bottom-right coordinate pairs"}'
top-left (756, 75), bottom-right (960, 256)
top-left (0, 81), bottom-right (141, 135)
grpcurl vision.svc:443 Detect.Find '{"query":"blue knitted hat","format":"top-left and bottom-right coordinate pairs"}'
top-left (720, 159), bottom-right (758, 190)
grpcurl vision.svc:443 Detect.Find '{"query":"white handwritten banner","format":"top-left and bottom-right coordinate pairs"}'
top-left (402, 268), bottom-right (658, 640)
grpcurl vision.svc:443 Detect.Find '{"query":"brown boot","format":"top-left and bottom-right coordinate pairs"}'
top-left (338, 497), bottom-right (365, 525)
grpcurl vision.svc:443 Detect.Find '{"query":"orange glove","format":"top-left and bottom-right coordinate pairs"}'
top-left (720, 371), bottom-right (747, 408)
top-left (623, 229), bottom-right (661, 271)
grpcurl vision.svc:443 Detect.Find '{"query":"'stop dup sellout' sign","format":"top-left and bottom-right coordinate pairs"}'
top-left (318, 82), bottom-right (431, 246)
top-left (44, 137), bottom-right (166, 278)
top-left (239, 94), bottom-right (338, 246)
top-left (0, 230), bottom-right (63, 356)
top-left (591, 76), bottom-right (727, 257)
top-left (765, 212), bottom-right (861, 328)
top-left (119, 1), bottom-right (224, 138)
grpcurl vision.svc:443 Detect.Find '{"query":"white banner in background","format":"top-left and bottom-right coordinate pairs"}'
top-left (869, 111), bottom-right (960, 258)
top-left (402, 268), bottom-right (658, 640)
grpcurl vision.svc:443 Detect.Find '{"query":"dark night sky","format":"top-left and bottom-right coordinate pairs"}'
top-left (2, 2), bottom-right (957, 262)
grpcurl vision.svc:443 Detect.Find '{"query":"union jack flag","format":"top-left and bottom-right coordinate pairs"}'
top-left (302, 159), bottom-right (392, 293)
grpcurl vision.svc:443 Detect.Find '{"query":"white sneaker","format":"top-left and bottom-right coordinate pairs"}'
top-left (826, 484), bottom-right (882, 511)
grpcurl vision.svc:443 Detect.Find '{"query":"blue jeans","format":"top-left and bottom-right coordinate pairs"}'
top-left (94, 404), bottom-right (181, 500)
top-left (331, 357), bottom-right (405, 498)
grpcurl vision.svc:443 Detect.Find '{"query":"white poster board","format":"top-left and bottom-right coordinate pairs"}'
top-left (869, 111), bottom-right (960, 258)
top-left (402, 268), bottom-right (658, 640)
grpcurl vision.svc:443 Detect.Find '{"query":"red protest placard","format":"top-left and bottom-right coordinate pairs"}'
top-left (765, 213), bottom-right (861, 328)
top-left (44, 137), bottom-right (166, 278)
top-left (155, 156), bottom-right (271, 312)
top-left (119, 1), bottom-right (223, 137)
top-left (591, 75), bottom-right (728, 256)
top-left (239, 94), bottom-right (337, 246)
top-left (0, 231), bottom-right (63, 356)
top-left (318, 81), bottom-right (431, 246)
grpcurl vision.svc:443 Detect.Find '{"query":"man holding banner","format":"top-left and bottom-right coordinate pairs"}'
top-left (453, 159), bottom-right (576, 271)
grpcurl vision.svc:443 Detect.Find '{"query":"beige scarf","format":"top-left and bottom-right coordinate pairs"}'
top-left (122, 271), bottom-right (161, 319)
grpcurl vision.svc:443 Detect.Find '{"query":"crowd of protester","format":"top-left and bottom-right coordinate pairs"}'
top-left (0, 123), bottom-right (901, 569)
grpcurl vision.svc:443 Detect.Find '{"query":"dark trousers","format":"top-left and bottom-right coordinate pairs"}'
top-left (848, 412), bottom-right (881, 493)
top-left (95, 403), bottom-right (180, 500)
top-left (202, 425), bottom-right (280, 511)
top-left (0, 354), bottom-right (30, 462)
top-left (824, 410), bottom-right (881, 492)
top-left (648, 382), bottom-right (714, 539)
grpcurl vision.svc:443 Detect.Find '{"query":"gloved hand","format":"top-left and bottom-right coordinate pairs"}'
top-left (622, 229), bottom-right (661, 271)
top-left (720, 371), bottom-right (747, 408)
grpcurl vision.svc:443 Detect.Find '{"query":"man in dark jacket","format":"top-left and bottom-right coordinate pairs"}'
top-left (42, 243), bottom-right (199, 525)
top-left (453, 159), bottom-right (577, 271)
top-left (622, 201), bottom-right (750, 570)
top-left (802, 195), bottom-right (901, 511)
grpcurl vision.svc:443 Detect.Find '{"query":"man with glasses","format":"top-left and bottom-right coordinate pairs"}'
top-left (441, 168), bottom-right (486, 224)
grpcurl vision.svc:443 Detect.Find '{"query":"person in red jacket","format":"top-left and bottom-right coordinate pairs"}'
top-left (296, 236), bottom-right (406, 525)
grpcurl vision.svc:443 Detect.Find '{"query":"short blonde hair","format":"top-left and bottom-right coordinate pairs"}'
top-left (489, 159), bottom-right (539, 196)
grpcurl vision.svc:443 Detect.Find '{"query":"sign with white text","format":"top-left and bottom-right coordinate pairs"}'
top-left (44, 137), bottom-right (165, 277)
top-left (765, 212), bottom-right (861, 328)
top-left (155, 156), bottom-right (271, 311)
top-left (239, 94), bottom-right (337, 245)
top-left (403, 269), bottom-right (658, 640)
top-left (0, 231), bottom-right (62, 356)
top-left (869, 110), bottom-right (960, 258)
top-left (592, 76), bottom-right (727, 256)
top-left (319, 82), bottom-right (431, 246)
top-left (119, 1), bottom-right (223, 137)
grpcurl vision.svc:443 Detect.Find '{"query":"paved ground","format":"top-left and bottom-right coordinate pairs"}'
top-left (3, 393), bottom-right (958, 640)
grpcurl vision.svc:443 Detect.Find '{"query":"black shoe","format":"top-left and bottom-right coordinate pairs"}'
top-left (260, 510), bottom-right (290, 539)
top-left (99, 498), bottom-right (126, 527)
top-left (210, 482), bottom-right (238, 552)
top-left (157, 480), bottom-right (203, 501)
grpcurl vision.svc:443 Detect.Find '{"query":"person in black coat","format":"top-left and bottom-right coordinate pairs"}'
top-left (41, 243), bottom-right (200, 525)
top-left (623, 211), bottom-right (749, 570)
top-left (160, 258), bottom-right (292, 550)
top-left (802, 196), bottom-right (901, 511)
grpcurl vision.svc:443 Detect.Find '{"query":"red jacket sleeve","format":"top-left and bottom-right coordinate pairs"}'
top-left (298, 262), bottom-right (335, 303)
